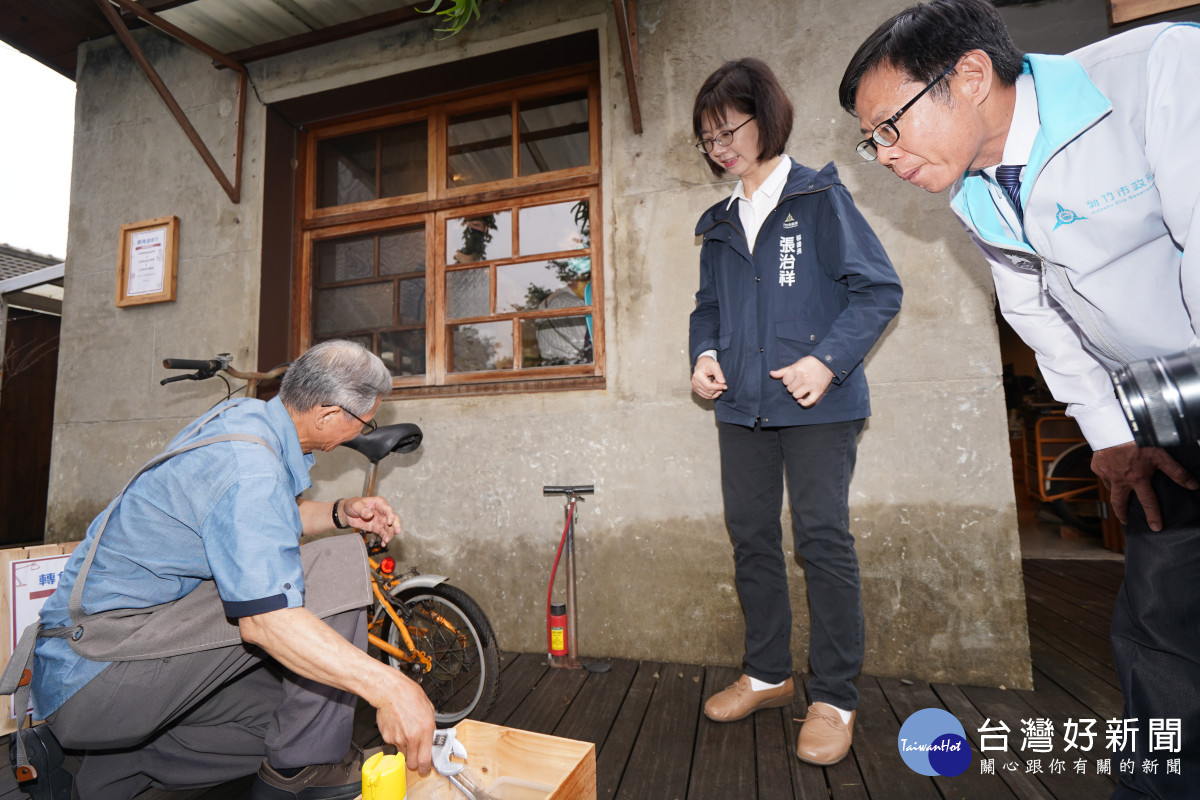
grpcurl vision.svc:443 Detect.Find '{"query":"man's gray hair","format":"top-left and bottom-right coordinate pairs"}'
top-left (279, 340), bottom-right (392, 416)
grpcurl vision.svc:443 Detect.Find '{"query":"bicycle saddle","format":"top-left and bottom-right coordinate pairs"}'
top-left (340, 423), bottom-right (423, 463)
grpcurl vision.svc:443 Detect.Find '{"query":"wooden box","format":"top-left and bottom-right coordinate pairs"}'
top-left (390, 720), bottom-right (596, 800)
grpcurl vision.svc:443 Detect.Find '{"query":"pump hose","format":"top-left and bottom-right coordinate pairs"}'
top-left (546, 498), bottom-right (575, 653)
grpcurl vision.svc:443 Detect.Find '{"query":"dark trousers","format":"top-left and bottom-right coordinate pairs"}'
top-left (717, 419), bottom-right (865, 710)
top-left (46, 609), bottom-right (365, 799)
top-left (1110, 442), bottom-right (1200, 800)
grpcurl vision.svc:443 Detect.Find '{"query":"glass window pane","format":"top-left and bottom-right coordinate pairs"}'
top-left (523, 315), bottom-right (593, 367)
top-left (380, 330), bottom-right (425, 377)
top-left (446, 268), bottom-right (489, 320)
top-left (399, 277), bottom-right (426, 325)
top-left (519, 92), bottom-right (588, 177)
top-left (380, 121), bottom-right (427, 198)
top-left (518, 200), bottom-right (590, 256)
top-left (314, 283), bottom-right (394, 337)
top-left (497, 258), bottom-right (591, 313)
top-left (448, 106), bottom-right (512, 187)
top-left (446, 210), bottom-right (511, 264)
top-left (316, 236), bottom-right (375, 284)
top-left (380, 228), bottom-right (425, 276)
top-left (317, 131), bottom-right (376, 207)
top-left (450, 321), bottom-right (512, 372)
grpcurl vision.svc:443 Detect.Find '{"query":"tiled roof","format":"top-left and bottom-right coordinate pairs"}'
top-left (0, 244), bottom-right (62, 283)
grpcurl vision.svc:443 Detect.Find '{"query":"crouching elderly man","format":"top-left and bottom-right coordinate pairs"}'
top-left (12, 340), bottom-right (434, 799)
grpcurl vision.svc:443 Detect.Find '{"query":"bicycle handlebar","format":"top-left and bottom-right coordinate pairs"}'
top-left (162, 357), bottom-right (227, 372)
top-left (543, 485), bottom-right (594, 496)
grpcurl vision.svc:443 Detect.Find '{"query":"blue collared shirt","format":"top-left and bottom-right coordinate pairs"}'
top-left (32, 396), bottom-right (315, 718)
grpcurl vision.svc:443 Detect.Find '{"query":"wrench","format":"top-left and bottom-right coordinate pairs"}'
top-left (431, 728), bottom-right (492, 800)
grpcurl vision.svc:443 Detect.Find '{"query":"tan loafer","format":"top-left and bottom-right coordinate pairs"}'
top-left (797, 702), bottom-right (855, 766)
top-left (703, 675), bottom-right (794, 722)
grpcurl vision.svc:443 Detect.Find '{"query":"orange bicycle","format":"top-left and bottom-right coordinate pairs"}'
top-left (160, 354), bottom-right (500, 724)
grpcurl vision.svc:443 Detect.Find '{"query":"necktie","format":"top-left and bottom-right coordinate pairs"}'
top-left (996, 164), bottom-right (1024, 219)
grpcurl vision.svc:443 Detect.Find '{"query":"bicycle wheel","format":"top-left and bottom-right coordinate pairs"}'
top-left (1045, 441), bottom-right (1103, 535)
top-left (382, 583), bottom-right (500, 725)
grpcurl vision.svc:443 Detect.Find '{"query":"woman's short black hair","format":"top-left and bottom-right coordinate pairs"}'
top-left (692, 58), bottom-right (794, 178)
top-left (838, 0), bottom-right (1024, 116)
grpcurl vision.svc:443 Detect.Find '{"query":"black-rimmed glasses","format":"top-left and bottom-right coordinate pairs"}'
top-left (323, 404), bottom-right (378, 435)
top-left (696, 116), bottom-right (756, 154)
top-left (856, 64), bottom-right (955, 162)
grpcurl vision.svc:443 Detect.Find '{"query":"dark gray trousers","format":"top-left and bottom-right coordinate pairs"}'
top-left (1110, 441), bottom-right (1200, 800)
top-left (717, 419), bottom-right (865, 710)
top-left (46, 608), bottom-right (366, 799)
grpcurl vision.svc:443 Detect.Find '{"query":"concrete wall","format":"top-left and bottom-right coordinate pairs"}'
top-left (46, 0), bottom-right (1032, 688)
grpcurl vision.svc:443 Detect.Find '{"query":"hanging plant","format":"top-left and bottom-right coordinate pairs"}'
top-left (417, 0), bottom-right (491, 38)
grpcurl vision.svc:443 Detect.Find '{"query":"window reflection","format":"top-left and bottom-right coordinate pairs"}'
top-left (450, 322), bottom-right (513, 372)
top-left (448, 107), bottom-right (512, 187)
top-left (519, 92), bottom-right (588, 177)
top-left (518, 200), bottom-right (589, 256)
top-left (317, 121), bottom-right (427, 208)
top-left (446, 211), bottom-right (512, 264)
top-left (498, 257), bottom-right (591, 312)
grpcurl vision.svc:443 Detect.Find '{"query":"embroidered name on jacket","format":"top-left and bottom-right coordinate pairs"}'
top-left (779, 234), bottom-right (802, 287)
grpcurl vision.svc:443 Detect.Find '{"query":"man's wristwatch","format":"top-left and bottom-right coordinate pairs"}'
top-left (331, 498), bottom-right (350, 529)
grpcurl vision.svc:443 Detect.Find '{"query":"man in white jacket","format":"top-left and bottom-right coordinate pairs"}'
top-left (840, 2), bottom-right (1200, 798)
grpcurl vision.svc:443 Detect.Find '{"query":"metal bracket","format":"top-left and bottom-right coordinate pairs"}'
top-left (92, 0), bottom-right (247, 204)
top-left (612, 0), bottom-right (643, 135)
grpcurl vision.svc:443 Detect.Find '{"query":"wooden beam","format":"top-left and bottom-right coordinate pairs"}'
top-left (223, 4), bottom-right (429, 66)
top-left (1108, 0), bottom-right (1200, 24)
top-left (611, 0), bottom-right (642, 134)
top-left (2, 292), bottom-right (62, 316)
top-left (91, 0), bottom-right (246, 204)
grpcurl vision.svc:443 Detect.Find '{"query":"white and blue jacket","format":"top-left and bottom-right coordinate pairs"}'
top-left (951, 22), bottom-right (1200, 449)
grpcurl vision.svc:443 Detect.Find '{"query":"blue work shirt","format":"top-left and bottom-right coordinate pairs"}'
top-left (32, 396), bottom-right (315, 718)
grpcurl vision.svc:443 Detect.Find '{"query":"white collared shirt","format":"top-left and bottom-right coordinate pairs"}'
top-left (982, 73), bottom-right (1038, 230)
top-left (726, 154), bottom-right (792, 254)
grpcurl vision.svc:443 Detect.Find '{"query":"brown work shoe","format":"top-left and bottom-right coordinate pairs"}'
top-left (703, 675), bottom-right (794, 722)
top-left (796, 702), bottom-right (856, 766)
top-left (250, 743), bottom-right (365, 800)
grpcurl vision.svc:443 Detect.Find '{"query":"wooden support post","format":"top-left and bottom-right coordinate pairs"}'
top-left (91, 0), bottom-right (247, 204)
top-left (612, 0), bottom-right (643, 135)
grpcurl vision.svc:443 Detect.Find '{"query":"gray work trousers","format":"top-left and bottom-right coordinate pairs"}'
top-left (45, 608), bottom-right (366, 799)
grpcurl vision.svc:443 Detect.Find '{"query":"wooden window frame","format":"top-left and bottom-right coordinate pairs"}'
top-left (291, 68), bottom-right (604, 398)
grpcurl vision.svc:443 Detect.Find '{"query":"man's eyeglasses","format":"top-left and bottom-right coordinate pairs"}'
top-left (323, 404), bottom-right (377, 435)
top-left (695, 116), bottom-right (756, 154)
top-left (856, 64), bottom-right (955, 162)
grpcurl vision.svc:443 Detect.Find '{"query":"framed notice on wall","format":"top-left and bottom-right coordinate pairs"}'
top-left (115, 216), bottom-right (179, 307)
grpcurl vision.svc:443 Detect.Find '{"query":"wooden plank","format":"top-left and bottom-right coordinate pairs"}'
top-left (932, 683), bottom-right (1056, 800)
top-left (1024, 565), bottom-right (1120, 622)
top-left (483, 652), bottom-right (550, 726)
top-left (503, 664), bottom-right (590, 735)
top-left (1026, 559), bottom-right (1123, 596)
top-left (1023, 572), bottom-right (1116, 638)
top-left (614, 663), bottom-right (703, 800)
top-left (850, 679), bottom-right (941, 799)
top-left (1110, 0), bottom-right (1200, 25)
top-left (957, 684), bottom-right (1116, 800)
top-left (753, 708), bottom-right (798, 800)
top-left (0, 546), bottom-right (30, 735)
top-left (1029, 630), bottom-right (1121, 702)
top-left (1024, 604), bottom-right (1115, 672)
top-left (553, 659), bottom-right (638, 750)
top-left (595, 661), bottom-right (659, 800)
top-left (688, 665), bottom-right (757, 800)
top-left (877, 677), bottom-right (1018, 799)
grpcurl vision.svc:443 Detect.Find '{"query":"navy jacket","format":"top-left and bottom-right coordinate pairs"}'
top-left (689, 160), bottom-right (902, 428)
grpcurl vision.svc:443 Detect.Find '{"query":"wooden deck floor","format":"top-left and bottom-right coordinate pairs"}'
top-left (2, 559), bottom-right (1125, 799)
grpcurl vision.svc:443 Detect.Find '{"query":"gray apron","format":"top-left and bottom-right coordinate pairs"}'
top-left (0, 402), bottom-right (371, 777)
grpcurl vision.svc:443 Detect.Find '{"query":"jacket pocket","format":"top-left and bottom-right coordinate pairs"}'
top-left (775, 318), bottom-right (834, 365)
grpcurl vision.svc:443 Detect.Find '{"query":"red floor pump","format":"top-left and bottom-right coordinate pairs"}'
top-left (544, 484), bottom-right (594, 670)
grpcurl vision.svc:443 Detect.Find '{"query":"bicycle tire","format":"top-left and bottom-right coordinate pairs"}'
top-left (1045, 441), bottom-right (1103, 535)
top-left (381, 583), bottom-right (500, 725)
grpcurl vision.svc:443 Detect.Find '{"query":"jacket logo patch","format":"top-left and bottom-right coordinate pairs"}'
top-left (1051, 203), bottom-right (1088, 231)
top-left (782, 213), bottom-right (799, 230)
top-left (779, 235), bottom-right (801, 286)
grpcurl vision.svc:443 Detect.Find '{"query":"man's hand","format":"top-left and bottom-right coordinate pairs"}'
top-left (374, 672), bottom-right (436, 774)
top-left (342, 497), bottom-right (403, 545)
top-left (1091, 441), bottom-right (1199, 531)
top-left (691, 355), bottom-right (727, 400)
top-left (769, 356), bottom-right (834, 408)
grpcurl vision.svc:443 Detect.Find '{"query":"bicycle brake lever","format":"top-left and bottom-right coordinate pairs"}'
top-left (160, 373), bottom-right (200, 386)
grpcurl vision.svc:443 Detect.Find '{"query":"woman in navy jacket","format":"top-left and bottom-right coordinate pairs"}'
top-left (689, 58), bottom-right (901, 767)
